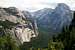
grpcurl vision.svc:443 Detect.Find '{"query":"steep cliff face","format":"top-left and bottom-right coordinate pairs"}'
top-left (0, 7), bottom-right (38, 44)
top-left (15, 24), bottom-right (36, 43)
top-left (22, 11), bottom-right (39, 36)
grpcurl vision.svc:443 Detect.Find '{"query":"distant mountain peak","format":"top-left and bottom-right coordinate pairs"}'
top-left (32, 3), bottom-right (73, 34)
top-left (56, 3), bottom-right (70, 10)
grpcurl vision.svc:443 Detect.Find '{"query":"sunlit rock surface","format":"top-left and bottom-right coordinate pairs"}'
top-left (15, 24), bottom-right (36, 43)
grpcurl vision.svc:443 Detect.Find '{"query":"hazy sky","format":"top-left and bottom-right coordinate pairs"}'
top-left (0, 0), bottom-right (75, 12)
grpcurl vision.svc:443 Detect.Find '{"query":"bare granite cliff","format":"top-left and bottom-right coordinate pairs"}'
top-left (0, 7), bottom-right (38, 44)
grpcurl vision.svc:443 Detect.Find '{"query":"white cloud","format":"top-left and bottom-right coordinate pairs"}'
top-left (0, 0), bottom-right (75, 11)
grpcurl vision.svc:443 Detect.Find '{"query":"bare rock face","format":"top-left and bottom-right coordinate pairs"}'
top-left (15, 24), bottom-right (36, 43)
top-left (0, 7), bottom-right (38, 44)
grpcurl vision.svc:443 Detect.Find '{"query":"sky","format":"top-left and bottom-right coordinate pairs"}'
top-left (0, 0), bottom-right (75, 12)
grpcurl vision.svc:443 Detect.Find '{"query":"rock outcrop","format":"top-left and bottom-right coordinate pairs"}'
top-left (0, 7), bottom-right (38, 44)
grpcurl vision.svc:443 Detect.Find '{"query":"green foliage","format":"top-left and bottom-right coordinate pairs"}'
top-left (48, 39), bottom-right (64, 50)
top-left (0, 33), bottom-right (19, 50)
top-left (55, 26), bottom-right (75, 50)
top-left (30, 26), bottom-right (75, 50)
